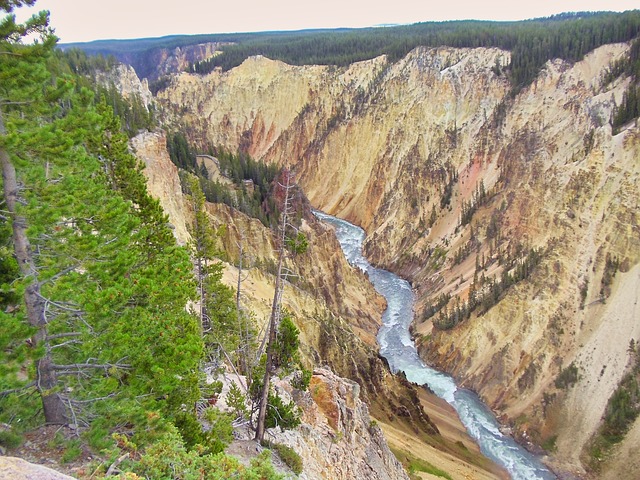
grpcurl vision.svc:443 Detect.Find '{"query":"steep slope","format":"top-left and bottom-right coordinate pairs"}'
top-left (156, 42), bottom-right (640, 477)
top-left (132, 130), bottom-right (505, 479)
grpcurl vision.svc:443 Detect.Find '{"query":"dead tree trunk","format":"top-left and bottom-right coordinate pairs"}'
top-left (235, 236), bottom-right (251, 389)
top-left (0, 112), bottom-right (67, 424)
top-left (254, 172), bottom-right (294, 442)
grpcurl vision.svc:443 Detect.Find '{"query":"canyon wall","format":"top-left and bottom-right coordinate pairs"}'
top-left (155, 43), bottom-right (640, 477)
top-left (132, 128), bottom-right (505, 479)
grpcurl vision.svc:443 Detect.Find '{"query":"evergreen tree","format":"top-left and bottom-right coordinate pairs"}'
top-left (0, 1), bottom-right (203, 433)
top-left (0, 1), bottom-right (71, 424)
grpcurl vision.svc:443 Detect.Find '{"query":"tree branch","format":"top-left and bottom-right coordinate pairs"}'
top-left (0, 382), bottom-right (36, 397)
top-left (37, 265), bottom-right (79, 287)
top-left (46, 332), bottom-right (81, 341)
top-left (106, 452), bottom-right (129, 476)
top-left (69, 393), bottom-right (118, 404)
top-left (36, 291), bottom-right (83, 314)
top-left (53, 360), bottom-right (131, 373)
top-left (50, 339), bottom-right (81, 349)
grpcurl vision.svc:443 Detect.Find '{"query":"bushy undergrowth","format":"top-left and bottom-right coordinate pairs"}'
top-left (266, 441), bottom-right (303, 475)
top-left (114, 425), bottom-right (283, 479)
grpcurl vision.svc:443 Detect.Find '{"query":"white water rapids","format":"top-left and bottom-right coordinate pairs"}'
top-left (313, 210), bottom-right (556, 480)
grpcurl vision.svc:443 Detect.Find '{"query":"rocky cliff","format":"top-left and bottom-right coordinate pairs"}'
top-left (221, 368), bottom-right (410, 480)
top-left (112, 41), bottom-right (224, 81)
top-left (95, 63), bottom-right (154, 107)
top-left (154, 42), bottom-right (640, 478)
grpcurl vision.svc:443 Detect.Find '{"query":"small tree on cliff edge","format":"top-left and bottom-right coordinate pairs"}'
top-left (254, 169), bottom-right (307, 442)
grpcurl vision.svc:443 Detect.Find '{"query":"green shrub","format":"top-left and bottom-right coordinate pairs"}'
top-left (85, 419), bottom-right (114, 451)
top-left (541, 435), bottom-right (557, 453)
top-left (0, 430), bottom-right (22, 449)
top-left (203, 407), bottom-right (234, 454)
top-left (227, 381), bottom-right (248, 419)
top-left (555, 362), bottom-right (580, 389)
top-left (61, 439), bottom-right (82, 464)
top-left (128, 427), bottom-right (283, 480)
top-left (174, 411), bottom-right (206, 449)
top-left (269, 442), bottom-right (303, 474)
top-left (390, 446), bottom-right (452, 480)
top-left (290, 368), bottom-right (312, 391)
top-left (266, 392), bottom-right (301, 430)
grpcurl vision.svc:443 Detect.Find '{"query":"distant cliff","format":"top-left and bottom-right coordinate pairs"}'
top-left (64, 41), bottom-right (224, 81)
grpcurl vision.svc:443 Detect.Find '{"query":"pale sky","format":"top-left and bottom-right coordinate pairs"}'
top-left (11, 0), bottom-right (640, 43)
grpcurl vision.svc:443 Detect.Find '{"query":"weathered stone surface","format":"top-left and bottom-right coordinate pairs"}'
top-left (221, 369), bottom-right (409, 480)
top-left (95, 63), bottom-right (153, 108)
top-left (131, 130), bottom-right (190, 244)
top-left (0, 456), bottom-right (75, 480)
top-left (273, 368), bottom-right (408, 480)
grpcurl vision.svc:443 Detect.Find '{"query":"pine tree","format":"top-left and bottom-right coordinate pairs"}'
top-left (1, 1), bottom-right (203, 431)
top-left (0, 2), bottom-right (70, 424)
top-left (185, 175), bottom-right (219, 333)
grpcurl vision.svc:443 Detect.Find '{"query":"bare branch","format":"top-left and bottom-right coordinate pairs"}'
top-left (0, 382), bottom-right (36, 397)
top-left (37, 265), bottom-right (79, 287)
top-left (66, 398), bottom-right (80, 436)
top-left (53, 360), bottom-right (131, 373)
top-left (212, 342), bottom-right (247, 392)
top-left (50, 339), bottom-right (81, 349)
top-left (46, 332), bottom-right (81, 341)
top-left (35, 292), bottom-right (82, 313)
top-left (69, 393), bottom-right (118, 404)
top-left (106, 452), bottom-right (129, 476)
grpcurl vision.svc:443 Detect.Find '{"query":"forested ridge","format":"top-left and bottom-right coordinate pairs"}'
top-left (0, 2), bottom-right (305, 477)
top-left (67, 10), bottom-right (640, 92)
top-left (64, 10), bottom-right (640, 122)
top-left (193, 11), bottom-right (640, 91)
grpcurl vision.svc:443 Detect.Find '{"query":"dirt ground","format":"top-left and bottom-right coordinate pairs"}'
top-left (4, 425), bottom-right (100, 478)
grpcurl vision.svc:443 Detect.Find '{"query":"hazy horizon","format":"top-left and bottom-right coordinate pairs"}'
top-left (10, 0), bottom-right (640, 43)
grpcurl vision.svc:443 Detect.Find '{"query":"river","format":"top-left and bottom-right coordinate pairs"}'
top-left (313, 210), bottom-right (556, 480)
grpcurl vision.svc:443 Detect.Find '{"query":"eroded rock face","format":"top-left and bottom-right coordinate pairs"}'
top-left (276, 369), bottom-right (408, 480)
top-left (228, 369), bottom-right (409, 480)
top-left (125, 42), bottom-right (225, 81)
top-left (95, 63), bottom-right (153, 108)
top-left (154, 42), bottom-right (640, 476)
top-left (0, 457), bottom-right (75, 480)
top-left (131, 130), bottom-right (190, 244)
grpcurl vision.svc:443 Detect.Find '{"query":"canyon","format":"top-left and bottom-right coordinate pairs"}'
top-left (123, 39), bottom-right (639, 479)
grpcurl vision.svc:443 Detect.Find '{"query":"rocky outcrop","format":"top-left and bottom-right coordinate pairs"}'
top-left (277, 368), bottom-right (409, 480)
top-left (224, 368), bottom-right (410, 480)
top-left (146, 42), bottom-right (224, 80)
top-left (124, 42), bottom-right (224, 81)
top-left (155, 42), bottom-right (640, 477)
top-left (0, 457), bottom-right (75, 480)
top-left (95, 63), bottom-right (153, 108)
top-left (131, 130), bottom-right (190, 243)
